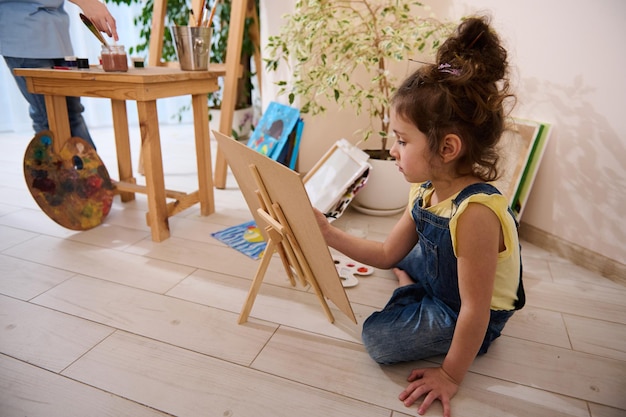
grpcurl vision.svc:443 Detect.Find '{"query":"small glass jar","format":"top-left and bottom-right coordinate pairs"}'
top-left (101, 45), bottom-right (128, 72)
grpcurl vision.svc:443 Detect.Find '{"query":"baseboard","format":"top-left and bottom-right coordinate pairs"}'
top-left (519, 222), bottom-right (625, 286)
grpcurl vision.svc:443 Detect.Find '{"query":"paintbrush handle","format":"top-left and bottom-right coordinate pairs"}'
top-left (205, 0), bottom-right (219, 28)
top-left (197, 0), bottom-right (207, 25)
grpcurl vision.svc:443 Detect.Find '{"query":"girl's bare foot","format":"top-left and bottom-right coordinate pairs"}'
top-left (393, 268), bottom-right (414, 287)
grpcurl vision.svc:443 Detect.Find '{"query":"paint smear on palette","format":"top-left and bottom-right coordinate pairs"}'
top-left (23, 131), bottom-right (114, 230)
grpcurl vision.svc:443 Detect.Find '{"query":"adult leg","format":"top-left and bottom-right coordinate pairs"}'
top-left (3, 56), bottom-right (95, 149)
top-left (66, 96), bottom-right (95, 148)
top-left (4, 57), bottom-right (50, 133)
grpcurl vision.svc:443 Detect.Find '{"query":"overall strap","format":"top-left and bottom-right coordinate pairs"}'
top-left (452, 183), bottom-right (519, 227)
top-left (453, 182), bottom-right (501, 205)
top-left (415, 181), bottom-right (433, 207)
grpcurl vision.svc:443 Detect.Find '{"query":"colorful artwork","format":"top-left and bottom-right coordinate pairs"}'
top-left (23, 131), bottom-right (114, 230)
top-left (211, 220), bottom-right (267, 260)
top-left (247, 101), bottom-right (303, 169)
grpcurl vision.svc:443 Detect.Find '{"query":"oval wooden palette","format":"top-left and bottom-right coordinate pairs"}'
top-left (23, 131), bottom-right (114, 230)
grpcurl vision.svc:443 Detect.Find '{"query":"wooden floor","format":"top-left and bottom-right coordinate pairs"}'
top-left (1, 125), bottom-right (624, 417)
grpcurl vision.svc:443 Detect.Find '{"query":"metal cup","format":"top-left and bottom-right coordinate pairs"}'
top-left (170, 26), bottom-right (212, 71)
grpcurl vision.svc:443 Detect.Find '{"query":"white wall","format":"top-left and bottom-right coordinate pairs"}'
top-left (2, 1), bottom-right (624, 265)
top-left (261, 0), bottom-right (626, 266)
top-left (444, 0), bottom-right (626, 266)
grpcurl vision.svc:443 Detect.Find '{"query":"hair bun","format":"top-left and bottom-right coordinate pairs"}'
top-left (436, 16), bottom-right (508, 84)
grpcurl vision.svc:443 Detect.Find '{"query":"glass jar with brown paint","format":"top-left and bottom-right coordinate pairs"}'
top-left (101, 45), bottom-right (128, 72)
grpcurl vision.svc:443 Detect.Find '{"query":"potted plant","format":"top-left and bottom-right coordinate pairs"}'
top-left (265, 0), bottom-right (452, 212)
top-left (109, 0), bottom-right (259, 139)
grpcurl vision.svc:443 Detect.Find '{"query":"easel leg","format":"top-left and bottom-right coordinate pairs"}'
top-left (277, 219), bottom-right (336, 323)
top-left (238, 232), bottom-right (278, 324)
top-left (214, 0), bottom-right (248, 189)
top-left (305, 270), bottom-right (335, 323)
top-left (275, 244), bottom-right (296, 287)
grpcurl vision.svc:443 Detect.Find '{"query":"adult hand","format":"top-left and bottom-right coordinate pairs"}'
top-left (398, 367), bottom-right (460, 417)
top-left (73, 0), bottom-right (119, 41)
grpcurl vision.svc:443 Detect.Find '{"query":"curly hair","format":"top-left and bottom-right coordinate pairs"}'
top-left (392, 16), bottom-right (515, 181)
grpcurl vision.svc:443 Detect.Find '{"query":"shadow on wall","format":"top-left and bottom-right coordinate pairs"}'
top-left (521, 75), bottom-right (626, 264)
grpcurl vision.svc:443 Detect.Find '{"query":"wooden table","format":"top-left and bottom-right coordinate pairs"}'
top-left (15, 65), bottom-right (225, 242)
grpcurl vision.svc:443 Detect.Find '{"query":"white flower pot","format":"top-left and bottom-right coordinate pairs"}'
top-left (353, 157), bottom-right (411, 215)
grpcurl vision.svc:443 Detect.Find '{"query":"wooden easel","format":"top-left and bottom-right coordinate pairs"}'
top-left (214, 131), bottom-right (357, 325)
top-left (239, 164), bottom-right (334, 324)
top-left (148, 0), bottom-right (261, 189)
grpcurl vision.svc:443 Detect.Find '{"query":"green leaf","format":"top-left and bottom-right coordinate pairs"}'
top-left (262, 0), bottom-right (453, 146)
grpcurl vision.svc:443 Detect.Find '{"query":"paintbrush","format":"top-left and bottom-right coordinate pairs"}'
top-left (196, 0), bottom-right (206, 26)
top-left (79, 13), bottom-right (109, 47)
top-left (204, 0), bottom-right (220, 28)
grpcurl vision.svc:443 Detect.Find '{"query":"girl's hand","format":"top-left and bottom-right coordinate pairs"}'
top-left (398, 367), bottom-right (460, 417)
top-left (313, 208), bottom-right (331, 240)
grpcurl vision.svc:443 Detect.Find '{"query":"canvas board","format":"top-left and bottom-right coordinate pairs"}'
top-left (492, 118), bottom-right (551, 220)
top-left (214, 131), bottom-right (356, 323)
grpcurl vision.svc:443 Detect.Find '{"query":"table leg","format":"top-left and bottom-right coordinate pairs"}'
top-left (44, 95), bottom-right (71, 153)
top-left (137, 100), bottom-right (169, 242)
top-left (191, 93), bottom-right (215, 215)
top-left (111, 99), bottom-right (135, 202)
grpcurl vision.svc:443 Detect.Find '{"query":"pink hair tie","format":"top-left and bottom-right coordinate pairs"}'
top-left (438, 63), bottom-right (461, 76)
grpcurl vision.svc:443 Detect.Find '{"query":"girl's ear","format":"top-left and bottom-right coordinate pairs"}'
top-left (439, 134), bottom-right (463, 163)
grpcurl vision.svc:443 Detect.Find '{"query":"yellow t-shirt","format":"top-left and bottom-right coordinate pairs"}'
top-left (408, 183), bottom-right (520, 311)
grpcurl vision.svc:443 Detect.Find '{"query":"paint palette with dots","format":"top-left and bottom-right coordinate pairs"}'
top-left (333, 255), bottom-right (374, 287)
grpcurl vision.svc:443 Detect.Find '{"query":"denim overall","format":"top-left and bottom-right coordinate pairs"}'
top-left (362, 181), bottom-right (525, 364)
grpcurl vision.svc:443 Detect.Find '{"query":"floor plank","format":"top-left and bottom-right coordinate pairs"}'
top-left (31, 275), bottom-right (278, 366)
top-left (251, 326), bottom-right (591, 417)
top-left (524, 276), bottom-right (626, 325)
top-left (0, 224), bottom-right (38, 252)
top-left (564, 314), bottom-right (626, 362)
top-left (0, 295), bottom-right (113, 372)
top-left (0, 254), bottom-right (74, 300)
top-left (166, 267), bottom-right (373, 343)
top-left (0, 354), bottom-right (172, 417)
top-left (471, 335), bottom-right (626, 410)
top-left (62, 331), bottom-right (392, 417)
top-left (4, 235), bottom-right (194, 293)
top-left (501, 305), bottom-right (571, 349)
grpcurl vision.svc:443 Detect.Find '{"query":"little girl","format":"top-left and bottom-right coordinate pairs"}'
top-left (315, 16), bottom-right (525, 417)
